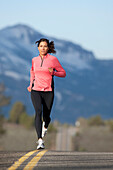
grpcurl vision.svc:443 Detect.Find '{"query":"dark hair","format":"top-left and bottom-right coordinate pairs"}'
top-left (35, 38), bottom-right (56, 54)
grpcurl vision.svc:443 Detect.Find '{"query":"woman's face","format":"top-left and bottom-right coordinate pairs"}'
top-left (38, 41), bottom-right (49, 56)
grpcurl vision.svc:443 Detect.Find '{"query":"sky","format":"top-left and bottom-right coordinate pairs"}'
top-left (0, 0), bottom-right (113, 60)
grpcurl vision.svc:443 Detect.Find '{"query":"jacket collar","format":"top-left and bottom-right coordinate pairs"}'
top-left (39, 53), bottom-right (49, 58)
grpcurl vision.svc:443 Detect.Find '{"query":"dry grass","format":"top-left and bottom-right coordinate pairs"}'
top-left (0, 123), bottom-right (56, 151)
top-left (1, 121), bottom-right (113, 152)
top-left (73, 125), bottom-right (113, 152)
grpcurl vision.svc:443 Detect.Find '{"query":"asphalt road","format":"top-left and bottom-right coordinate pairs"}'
top-left (0, 150), bottom-right (113, 170)
top-left (56, 126), bottom-right (76, 151)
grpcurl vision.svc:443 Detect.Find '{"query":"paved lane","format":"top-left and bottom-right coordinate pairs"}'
top-left (1, 150), bottom-right (113, 170)
top-left (37, 151), bottom-right (113, 170)
top-left (56, 126), bottom-right (76, 151)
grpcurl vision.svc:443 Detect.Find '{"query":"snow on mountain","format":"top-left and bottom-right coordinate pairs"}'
top-left (0, 24), bottom-right (42, 43)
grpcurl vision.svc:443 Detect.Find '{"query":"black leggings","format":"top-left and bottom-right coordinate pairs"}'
top-left (31, 90), bottom-right (54, 139)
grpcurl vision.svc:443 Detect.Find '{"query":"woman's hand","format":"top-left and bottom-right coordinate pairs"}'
top-left (48, 67), bottom-right (53, 73)
top-left (27, 86), bottom-right (31, 92)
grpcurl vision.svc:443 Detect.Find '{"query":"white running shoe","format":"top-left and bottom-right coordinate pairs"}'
top-left (36, 138), bottom-right (45, 150)
top-left (42, 122), bottom-right (48, 138)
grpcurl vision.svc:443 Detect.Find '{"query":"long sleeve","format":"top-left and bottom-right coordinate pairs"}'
top-left (29, 59), bottom-right (35, 88)
top-left (53, 58), bottom-right (66, 77)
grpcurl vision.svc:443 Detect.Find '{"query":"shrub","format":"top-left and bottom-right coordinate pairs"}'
top-left (88, 115), bottom-right (105, 126)
top-left (48, 123), bottom-right (57, 133)
top-left (107, 120), bottom-right (113, 132)
top-left (19, 112), bottom-right (34, 129)
top-left (9, 101), bottom-right (34, 129)
top-left (9, 102), bottom-right (27, 123)
top-left (0, 115), bottom-right (6, 134)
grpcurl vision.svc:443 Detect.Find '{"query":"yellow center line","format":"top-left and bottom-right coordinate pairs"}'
top-left (23, 150), bottom-right (48, 170)
top-left (8, 150), bottom-right (38, 170)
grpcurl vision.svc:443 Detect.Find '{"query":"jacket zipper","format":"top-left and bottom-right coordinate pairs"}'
top-left (40, 57), bottom-right (44, 67)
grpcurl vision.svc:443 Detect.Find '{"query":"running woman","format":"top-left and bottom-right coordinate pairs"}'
top-left (27, 38), bottom-right (66, 149)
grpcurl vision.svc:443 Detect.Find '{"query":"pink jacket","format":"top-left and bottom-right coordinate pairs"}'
top-left (28, 53), bottom-right (66, 91)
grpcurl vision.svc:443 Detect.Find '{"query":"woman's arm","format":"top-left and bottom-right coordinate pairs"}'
top-left (52, 57), bottom-right (66, 77)
top-left (27, 59), bottom-right (35, 90)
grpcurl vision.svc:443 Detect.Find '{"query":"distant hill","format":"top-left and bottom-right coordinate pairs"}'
top-left (0, 24), bottom-right (113, 124)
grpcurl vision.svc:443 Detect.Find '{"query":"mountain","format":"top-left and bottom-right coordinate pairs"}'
top-left (0, 24), bottom-right (113, 124)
